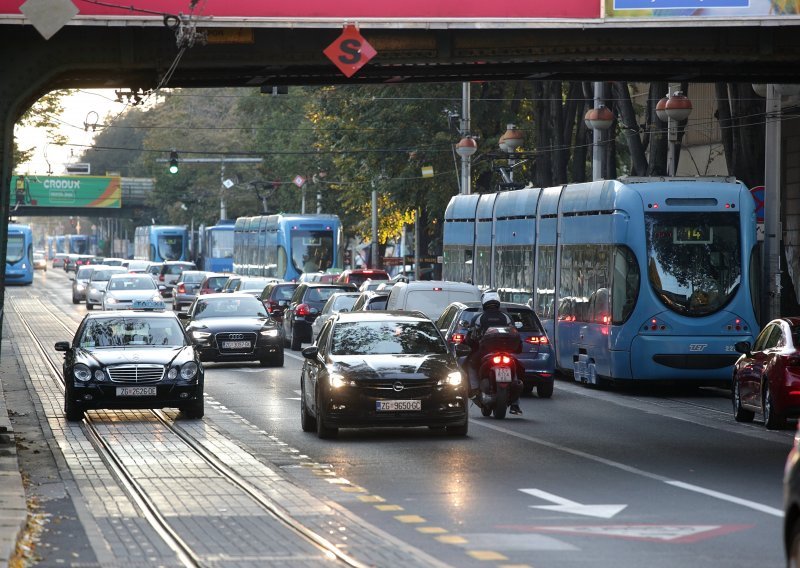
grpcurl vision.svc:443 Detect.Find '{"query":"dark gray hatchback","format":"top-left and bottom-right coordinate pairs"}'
top-left (282, 283), bottom-right (357, 350)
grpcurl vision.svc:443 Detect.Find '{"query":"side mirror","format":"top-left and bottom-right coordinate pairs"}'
top-left (214, 287), bottom-right (222, 292)
top-left (455, 343), bottom-right (472, 357)
top-left (734, 341), bottom-right (752, 355)
top-left (54, 341), bottom-right (71, 352)
top-left (177, 312), bottom-right (189, 321)
top-left (301, 346), bottom-right (319, 359)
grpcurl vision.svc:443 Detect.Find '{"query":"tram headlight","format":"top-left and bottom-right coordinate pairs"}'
top-left (73, 364), bottom-right (92, 382)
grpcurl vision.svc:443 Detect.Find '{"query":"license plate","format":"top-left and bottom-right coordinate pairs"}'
top-left (376, 400), bottom-right (421, 411)
top-left (222, 340), bottom-right (250, 349)
top-left (495, 367), bottom-right (512, 383)
top-left (116, 386), bottom-right (157, 397)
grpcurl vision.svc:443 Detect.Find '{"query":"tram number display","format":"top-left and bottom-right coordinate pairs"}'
top-left (673, 226), bottom-right (712, 244)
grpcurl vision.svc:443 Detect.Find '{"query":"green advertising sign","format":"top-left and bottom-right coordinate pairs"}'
top-left (11, 175), bottom-right (121, 208)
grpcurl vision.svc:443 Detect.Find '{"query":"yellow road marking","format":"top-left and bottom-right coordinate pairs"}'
top-left (394, 515), bottom-right (426, 523)
top-left (375, 504), bottom-right (404, 511)
top-left (340, 486), bottom-right (367, 493)
top-left (468, 551), bottom-right (508, 561)
top-left (436, 535), bottom-right (467, 544)
top-left (357, 495), bottom-right (386, 503)
top-left (417, 526), bottom-right (448, 534)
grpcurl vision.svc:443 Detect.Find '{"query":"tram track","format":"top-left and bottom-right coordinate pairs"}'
top-left (11, 295), bottom-right (371, 568)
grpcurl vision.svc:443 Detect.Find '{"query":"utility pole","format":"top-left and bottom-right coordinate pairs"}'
top-left (764, 84), bottom-right (782, 323)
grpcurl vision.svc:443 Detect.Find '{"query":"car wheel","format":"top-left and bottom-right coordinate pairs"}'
top-left (290, 327), bottom-right (302, 351)
top-left (300, 379), bottom-right (316, 432)
top-left (732, 378), bottom-right (755, 422)
top-left (64, 395), bottom-right (84, 422)
top-left (536, 381), bottom-right (554, 399)
top-left (181, 398), bottom-right (204, 419)
top-left (72, 294), bottom-right (79, 305)
top-left (315, 388), bottom-right (338, 439)
top-left (283, 322), bottom-right (291, 348)
top-left (763, 381), bottom-right (786, 430)
top-left (446, 414), bottom-right (469, 436)
top-left (86, 303), bottom-right (94, 311)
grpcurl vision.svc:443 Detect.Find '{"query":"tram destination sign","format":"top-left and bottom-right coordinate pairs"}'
top-left (11, 175), bottom-right (121, 209)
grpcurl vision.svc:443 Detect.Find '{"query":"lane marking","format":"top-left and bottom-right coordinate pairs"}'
top-left (436, 535), bottom-right (467, 544)
top-left (395, 515), bottom-right (426, 523)
top-left (417, 527), bottom-right (448, 534)
top-left (375, 504), bottom-right (404, 512)
top-left (501, 523), bottom-right (754, 543)
top-left (357, 495), bottom-right (386, 503)
top-left (475, 420), bottom-right (780, 517)
top-left (520, 488), bottom-right (627, 518)
top-left (468, 550), bottom-right (508, 561)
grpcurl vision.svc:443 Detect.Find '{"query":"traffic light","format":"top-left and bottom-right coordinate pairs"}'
top-left (168, 151), bottom-right (179, 174)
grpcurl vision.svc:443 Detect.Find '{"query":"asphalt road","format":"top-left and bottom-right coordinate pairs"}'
top-left (26, 267), bottom-right (794, 567)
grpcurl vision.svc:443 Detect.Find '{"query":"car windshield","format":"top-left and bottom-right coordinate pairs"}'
top-left (108, 277), bottom-right (156, 291)
top-left (78, 317), bottom-right (186, 348)
top-left (194, 296), bottom-right (268, 319)
top-left (330, 320), bottom-right (447, 355)
top-left (241, 279), bottom-right (268, 290)
top-left (332, 295), bottom-right (358, 311)
top-left (91, 269), bottom-right (125, 281)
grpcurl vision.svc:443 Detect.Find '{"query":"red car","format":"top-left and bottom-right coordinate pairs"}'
top-left (335, 268), bottom-right (389, 287)
top-left (732, 317), bottom-right (800, 429)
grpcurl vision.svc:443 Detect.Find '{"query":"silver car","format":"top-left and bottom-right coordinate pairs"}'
top-left (85, 266), bottom-right (127, 310)
top-left (310, 292), bottom-right (360, 341)
top-left (172, 270), bottom-right (208, 311)
top-left (71, 266), bottom-right (95, 304)
top-left (102, 274), bottom-right (164, 311)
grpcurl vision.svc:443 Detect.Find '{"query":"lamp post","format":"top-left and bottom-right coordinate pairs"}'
top-left (584, 103), bottom-right (615, 181)
top-left (371, 173), bottom-right (386, 270)
top-left (498, 124), bottom-right (524, 187)
top-left (657, 91), bottom-right (693, 176)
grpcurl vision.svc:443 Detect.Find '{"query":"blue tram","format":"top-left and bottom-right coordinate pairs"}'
top-left (134, 225), bottom-right (189, 262)
top-left (197, 221), bottom-right (235, 272)
top-left (443, 177), bottom-right (759, 384)
top-left (7, 224), bottom-right (34, 285)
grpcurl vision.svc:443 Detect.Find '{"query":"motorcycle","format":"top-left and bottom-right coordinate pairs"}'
top-left (461, 326), bottom-right (523, 420)
top-left (475, 351), bottom-right (522, 419)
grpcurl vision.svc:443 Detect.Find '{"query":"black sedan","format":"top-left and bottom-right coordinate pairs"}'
top-left (300, 311), bottom-right (470, 439)
top-left (55, 311), bottom-right (204, 421)
top-left (179, 293), bottom-right (284, 366)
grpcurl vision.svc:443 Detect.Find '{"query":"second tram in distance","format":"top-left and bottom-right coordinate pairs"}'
top-left (134, 225), bottom-right (190, 262)
top-left (233, 214), bottom-right (342, 281)
top-left (443, 176), bottom-right (760, 384)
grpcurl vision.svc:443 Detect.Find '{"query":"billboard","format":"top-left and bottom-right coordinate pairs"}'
top-left (0, 0), bottom-right (600, 20)
top-left (11, 175), bottom-right (121, 208)
top-left (608, 0), bottom-right (799, 17)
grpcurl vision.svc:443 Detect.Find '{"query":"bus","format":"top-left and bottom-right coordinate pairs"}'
top-left (134, 225), bottom-right (189, 262)
top-left (233, 214), bottom-right (342, 281)
top-left (197, 220), bottom-right (235, 272)
top-left (443, 177), bottom-right (760, 384)
top-left (7, 224), bottom-right (34, 285)
top-left (65, 234), bottom-right (90, 254)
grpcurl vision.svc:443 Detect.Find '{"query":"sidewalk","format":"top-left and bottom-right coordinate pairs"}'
top-left (0, 336), bottom-right (28, 568)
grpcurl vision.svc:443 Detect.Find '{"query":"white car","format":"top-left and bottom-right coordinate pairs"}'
top-left (85, 266), bottom-right (128, 310)
top-left (102, 274), bottom-right (165, 310)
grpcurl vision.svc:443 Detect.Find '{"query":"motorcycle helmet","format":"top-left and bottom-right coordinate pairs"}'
top-left (481, 290), bottom-right (501, 310)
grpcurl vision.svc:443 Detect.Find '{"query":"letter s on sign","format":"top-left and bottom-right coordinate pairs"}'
top-left (338, 39), bottom-right (362, 65)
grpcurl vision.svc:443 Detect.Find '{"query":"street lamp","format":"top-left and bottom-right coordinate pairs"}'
top-left (498, 124), bottom-right (524, 187)
top-left (455, 136), bottom-right (477, 195)
top-left (657, 91), bottom-right (693, 176)
top-left (584, 104), bottom-right (615, 180)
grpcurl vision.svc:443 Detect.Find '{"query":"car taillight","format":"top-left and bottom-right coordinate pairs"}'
top-left (177, 283), bottom-right (186, 293)
top-left (267, 300), bottom-right (280, 313)
top-left (492, 354), bottom-right (512, 365)
top-left (296, 304), bottom-right (310, 316)
top-left (450, 333), bottom-right (465, 344)
top-left (526, 335), bottom-right (549, 345)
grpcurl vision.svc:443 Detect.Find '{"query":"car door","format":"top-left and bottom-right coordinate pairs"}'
top-left (742, 324), bottom-right (781, 408)
top-left (304, 319), bottom-right (331, 416)
top-left (284, 284), bottom-right (306, 339)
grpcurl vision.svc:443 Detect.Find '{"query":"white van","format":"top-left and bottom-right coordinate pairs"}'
top-left (385, 280), bottom-right (482, 321)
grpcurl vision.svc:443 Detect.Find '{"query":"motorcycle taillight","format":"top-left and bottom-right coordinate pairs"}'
top-left (492, 354), bottom-right (512, 365)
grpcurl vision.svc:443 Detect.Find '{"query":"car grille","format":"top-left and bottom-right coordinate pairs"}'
top-left (107, 364), bottom-right (165, 383)
top-left (358, 378), bottom-right (438, 396)
top-left (215, 332), bottom-right (257, 353)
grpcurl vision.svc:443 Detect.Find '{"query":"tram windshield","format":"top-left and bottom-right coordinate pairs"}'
top-left (291, 230), bottom-right (335, 274)
top-left (645, 212), bottom-right (741, 317)
top-left (157, 234), bottom-right (184, 261)
top-left (6, 234), bottom-right (24, 263)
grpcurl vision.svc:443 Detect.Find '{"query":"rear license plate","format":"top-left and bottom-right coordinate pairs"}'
top-left (495, 367), bottom-right (512, 383)
top-left (116, 386), bottom-right (157, 397)
top-left (376, 400), bottom-right (421, 411)
top-left (222, 340), bottom-right (250, 349)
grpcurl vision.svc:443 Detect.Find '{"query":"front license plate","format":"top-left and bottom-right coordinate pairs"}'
top-left (495, 367), bottom-right (512, 383)
top-left (376, 400), bottom-right (421, 411)
top-left (116, 386), bottom-right (157, 397)
top-left (222, 340), bottom-right (250, 349)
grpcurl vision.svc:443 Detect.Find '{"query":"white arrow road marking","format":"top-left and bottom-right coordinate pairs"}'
top-left (520, 488), bottom-right (627, 519)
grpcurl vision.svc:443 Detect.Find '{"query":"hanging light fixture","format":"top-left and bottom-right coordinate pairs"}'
top-left (455, 136), bottom-right (477, 158)
top-left (583, 104), bottom-right (615, 131)
top-left (665, 91), bottom-right (693, 121)
top-left (656, 94), bottom-right (669, 122)
top-left (500, 124), bottom-right (524, 152)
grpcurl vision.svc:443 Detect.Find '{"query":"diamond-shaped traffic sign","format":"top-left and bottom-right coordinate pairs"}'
top-left (323, 25), bottom-right (377, 78)
top-left (293, 175), bottom-right (307, 188)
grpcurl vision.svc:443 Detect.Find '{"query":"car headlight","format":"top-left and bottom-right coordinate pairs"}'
top-left (439, 371), bottom-right (463, 386)
top-left (260, 329), bottom-right (279, 337)
top-left (151, 294), bottom-right (162, 302)
top-left (180, 362), bottom-right (198, 380)
top-left (94, 369), bottom-right (106, 382)
top-left (76, 283), bottom-right (85, 291)
top-left (328, 372), bottom-right (352, 388)
top-left (192, 331), bottom-right (211, 341)
top-left (168, 368), bottom-right (178, 380)
top-left (74, 364), bottom-right (92, 382)
top-left (105, 296), bottom-right (118, 304)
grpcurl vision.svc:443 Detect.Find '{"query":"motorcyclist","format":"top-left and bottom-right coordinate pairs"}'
top-left (463, 291), bottom-right (523, 415)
